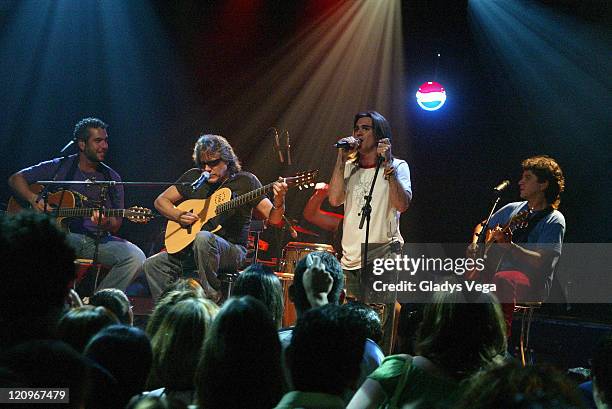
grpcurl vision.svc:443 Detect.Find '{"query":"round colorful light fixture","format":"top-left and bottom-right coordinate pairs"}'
top-left (415, 81), bottom-right (446, 111)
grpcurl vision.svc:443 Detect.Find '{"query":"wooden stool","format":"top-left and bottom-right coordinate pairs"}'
top-left (514, 302), bottom-right (542, 366)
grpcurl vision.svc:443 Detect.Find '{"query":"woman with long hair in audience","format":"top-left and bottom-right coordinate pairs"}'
top-left (145, 287), bottom-right (204, 339)
top-left (195, 296), bottom-right (284, 409)
top-left (348, 291), bottom-right (507, 409)
top-left (144, 297), bottom-right (219, 406)
top-left (233, 264), bottom-right (285, 329)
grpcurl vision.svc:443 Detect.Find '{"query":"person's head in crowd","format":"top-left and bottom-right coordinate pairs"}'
top-left (147, 297), bottom-right (218, 391)
top-left (289, 251), bottom-right (344, 317)
top-left (343, 301), bottom-right (383, 344)
top-left (233, 263), bottom-right (284, 328)
top-left (90, 288), bottom-right (133, 325)
top-left (85, 325), bottom-right (152, 408)
top-left (195, 296), bottom-right (283, 409)
top-left (0, 213), bottom-right (76, 348)
top-left (145, 289), bottom-right (204, 338)
top-left (160, 278), bottom-right (205, 300)
top-left (56, 305), bottom-right (119, 352)
top-left (592, 334), bottom-right (612, 409)
top-left (416, 291), bottom-right (507, 379)
top-left (456, 361), bottom-right (586, 409)
top-left (0, 340), bottom-right (90, 409)
top-left (287, 304), bottom-right (367, 397)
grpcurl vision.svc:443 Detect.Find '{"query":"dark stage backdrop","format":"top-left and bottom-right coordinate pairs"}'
top-left (0, 1), bottom-right (609, 259)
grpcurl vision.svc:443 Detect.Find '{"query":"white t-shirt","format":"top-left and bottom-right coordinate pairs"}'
top-left (341, 158), bottom-right (412, 270)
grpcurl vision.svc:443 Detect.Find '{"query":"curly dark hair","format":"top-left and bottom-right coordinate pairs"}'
top-left (192, 134), bottom-right (242, 176)
top-left (291, 251), bottom-right (344, 315)
top-left (521, 155), bottom-right (565, 209)
top-left (73, 117), bottom-right (108, 142)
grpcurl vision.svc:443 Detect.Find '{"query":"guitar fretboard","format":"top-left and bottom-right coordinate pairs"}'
top-left (216, 183), bottom-right (275, 213)
top-left (49, 208), bottom-right (130, 218)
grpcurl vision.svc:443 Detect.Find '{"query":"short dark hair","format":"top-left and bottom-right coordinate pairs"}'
top-left (0, 212), bottom-right (76, 348)
top-left (343, 301), bottom-right (383, 344)
top-left (288, 304), bottom-right (367, 395)
top-left (592, 334), bottom-right (612, 405)
top-left (73, 117), bottom-right (108, 142)
top-left (233, 264), bottom-right (284, 329)
top-left (90, 289), bottom-right (131, 325)
top-left (85, 325), bottom-right (152, 408)
top-left (292, 251), bottom-right (343, 314)
top-left (521, 155), bottom-right (565, 209)
top-left (192, 134), bottom-right (241, 175)
top-left (56, 306), bottom-right (120, 352)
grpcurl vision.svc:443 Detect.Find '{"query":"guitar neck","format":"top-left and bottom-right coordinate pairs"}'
top-left (50, 208), bottom-right (128, 218)
top-left (217, 183), bottom-right (275, 213)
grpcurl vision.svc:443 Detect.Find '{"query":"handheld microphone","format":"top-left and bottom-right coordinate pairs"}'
top-left (334, 138), bottom-right (360, 149)
top-left (191, 171), bottom-right (210, 191)
top-left (493, 180), bottom-right (511, 193)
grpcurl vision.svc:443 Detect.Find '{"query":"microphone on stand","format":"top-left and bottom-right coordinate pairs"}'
top-left (284, 130), bottom-right (292, 165)
top-left (282, 215), bottom-right (298, 239)
top-left (493, 180), bottom-right (511, 194)
top-left (60, 139), bottom-right (75, 153)
top-left (272, 128), bottom-right (284, 164)
top-left (191, 171), bottom-right (210, 191)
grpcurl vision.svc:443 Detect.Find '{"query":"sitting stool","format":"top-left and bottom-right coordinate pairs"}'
top-left (514, 301), bottom-right (542, 366)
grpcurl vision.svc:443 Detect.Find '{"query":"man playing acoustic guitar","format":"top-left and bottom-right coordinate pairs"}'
top-left (143, 134), bottom-right (288, 301)
top-left (472, 155), bottom-right (566, 334)
top-left (8, 117), bottom-right (146, 291)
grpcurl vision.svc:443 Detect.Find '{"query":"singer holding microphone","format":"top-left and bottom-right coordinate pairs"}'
top-left (328, 111), bottom-right (412, 352)
top-left (143, 134), bottom-right (288, 301)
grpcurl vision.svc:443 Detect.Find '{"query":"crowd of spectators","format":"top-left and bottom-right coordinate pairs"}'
top-left (0, 212), bottom-right (608, 409)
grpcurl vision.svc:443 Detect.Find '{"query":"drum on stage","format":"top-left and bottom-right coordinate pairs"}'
top-left (280, 242), bottom-right (335, 274)
top-left (275, 272), bottom-right (297, 328)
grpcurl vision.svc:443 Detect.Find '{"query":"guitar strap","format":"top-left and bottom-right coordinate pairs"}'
top-left (513, 206), bottom-right (553, 243)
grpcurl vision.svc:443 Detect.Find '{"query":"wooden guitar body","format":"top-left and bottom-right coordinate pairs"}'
top-left (8, 184), bottom-right (78, 226)
top-left (163, 170), bottom-right (318, 254)
top-left (7, 184), bottom-right (153, 225)
top-left (164, 187), bottom-right (231, 254)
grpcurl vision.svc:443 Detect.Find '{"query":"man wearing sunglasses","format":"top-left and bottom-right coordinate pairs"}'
top-left (143, 134), bottom-right (288, 302)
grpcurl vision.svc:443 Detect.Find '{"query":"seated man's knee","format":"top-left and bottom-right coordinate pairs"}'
top-left (194, 231), bottom-right (217, 249)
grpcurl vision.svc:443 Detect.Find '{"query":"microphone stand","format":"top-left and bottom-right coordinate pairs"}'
top-left (359, 156), bottom-right (385, 280)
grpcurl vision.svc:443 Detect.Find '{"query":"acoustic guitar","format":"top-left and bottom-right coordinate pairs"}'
top-left (7, 184), bottom-right (153, 224)
top-left (164, 170), bottom-right (317, 254)
top-left (465, 209), bottom-right (530, 280)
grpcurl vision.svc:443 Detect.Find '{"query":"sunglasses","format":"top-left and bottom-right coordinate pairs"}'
top-left (201, 158), bottom-right (223, 168)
